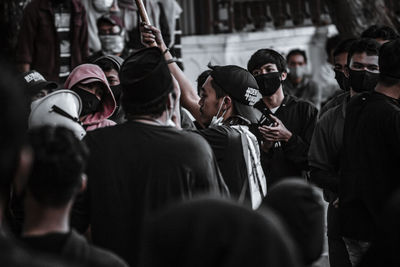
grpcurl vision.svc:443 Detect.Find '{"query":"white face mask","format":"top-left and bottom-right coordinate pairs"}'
top-left (99, 34), bottom-right (125, 55)
top-left (210, 97), bottom-right (227, 127)
top-left (92, 0), bottom-right (113, 12)
top-left (289, 65), bottom-right (308, 79)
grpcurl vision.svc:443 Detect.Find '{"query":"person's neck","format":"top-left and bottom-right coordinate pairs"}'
top-left (262, 87), bottom-right (285, 109)
top-left (22, 195), bottom-right (71, 237)
top-left (127, 112), bottom-right (169, 126)
top-left (375, 83), bottom-right (400, 99)
top-left (290, 76), bottom-right (303, 86)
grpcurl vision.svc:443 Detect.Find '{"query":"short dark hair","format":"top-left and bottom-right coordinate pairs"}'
top-left (27, 126), bottom-right (89, 208)
top-left (122, 91), bottom-right (176, 118)
top-left (0, 64), bottom-right (29, 193)
top-left (94, 58), bottom-right (118, 72)
top-left (333, 38), bottom-right (357, 57)
top-left (286, 49), bottom-right (308, 64)
top-left (197, 70), bottom-right (212, 96)
top-left (247, 49), bottom-right (287, 74)
top-left (361, 25), bottom-right (399, 41)
top-left (347, 38), bottom-right (381, 65)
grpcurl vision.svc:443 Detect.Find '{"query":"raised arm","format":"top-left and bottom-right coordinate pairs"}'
top-left (141, 24), bottom-right (203, 126)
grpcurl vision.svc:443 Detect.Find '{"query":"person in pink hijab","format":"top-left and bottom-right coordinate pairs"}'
top-left (65, 64), bottom-right (116, 131)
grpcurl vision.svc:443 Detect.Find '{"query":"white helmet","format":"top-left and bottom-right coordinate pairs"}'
top-left (29, 90), bottom-right (86, 140)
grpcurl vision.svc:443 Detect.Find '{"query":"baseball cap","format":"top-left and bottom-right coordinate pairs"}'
top-left (210, 65), bottom-right (261, 123)
top-left (21, 70), bottom-right (58, 98)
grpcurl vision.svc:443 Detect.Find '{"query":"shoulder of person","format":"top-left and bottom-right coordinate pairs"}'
top-left (197, 125), bottom-right (238, 138)
top-left (67, 230), bottom-right (128, 267)
top-left (86, 245), bottom-right (129, 267)
top-left (318, 104), bottom-right (342, 128)
top-left (286, 94), bottom-right (318, 113)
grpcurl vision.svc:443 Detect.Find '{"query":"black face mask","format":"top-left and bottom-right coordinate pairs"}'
top-left (334, 70), bottom-right (350, 91)
top-left (110, 85), bottom-right (122, 103)
top-left (349, 69), bottom-right (379, 93)
top-left (75, 88), bottom-right (101, 117)
top-left (255, 72), bottom-right (282, 96)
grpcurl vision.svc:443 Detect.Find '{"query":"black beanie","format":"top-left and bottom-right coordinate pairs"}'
top-left (119, 47), bottom-right (173, 105)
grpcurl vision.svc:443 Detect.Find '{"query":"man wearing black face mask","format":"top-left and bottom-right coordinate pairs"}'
top-left (338, 39), bottom-right (400, 266)
top-left (320, 38), bottom-right (356, 118)
top-left (309, 38), bottom-right (380, 267)
top-left (93, 54), bottom-right (125, 123)
top-left (247, 48), bottom-right (318, 187)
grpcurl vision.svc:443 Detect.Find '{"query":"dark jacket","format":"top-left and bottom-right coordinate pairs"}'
top-left (340, 92), bottom-right (400, 241)
top-left (0, 234), bottom-right (68, 267)
top-left (309, 95), bottom-right (349, 196)
top-left (195, 124), bottom-right (247, 200)
top-left (21, 230), bottom-right (128, 267)
top-left (16, 0), bottom-right (88, 82)
top-left (319, 91), bottom-right (349, 118)
top-left (254, 94), bottom-right (318, 186)
top-left (72, 121), bottom-right (228, 267)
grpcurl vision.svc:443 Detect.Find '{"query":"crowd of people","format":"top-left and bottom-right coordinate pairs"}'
top-left (1, 0), bottom-right (400, 266)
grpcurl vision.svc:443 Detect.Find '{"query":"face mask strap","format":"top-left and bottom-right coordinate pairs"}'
top-left (210, 97), bottom-right (227, 126)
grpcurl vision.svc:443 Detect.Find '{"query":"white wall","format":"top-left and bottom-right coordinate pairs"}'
top-left (181, 25), bottom-right (338, 98)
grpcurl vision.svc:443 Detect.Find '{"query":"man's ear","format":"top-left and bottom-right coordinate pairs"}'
top-left (281, 72), bottom-right (287, 81)
top-left (223, 96), bottom-right (232, 110)
top-left (13, 146), bottom-right (33, 197)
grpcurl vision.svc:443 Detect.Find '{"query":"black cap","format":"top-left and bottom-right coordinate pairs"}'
top-left (210, 65), bottom-right (261, 123)
top-left (119, 47), bottom-right (173, 105)
top-left (21, 70), bottom-right (58, 97)
top-left (379, 39), bottom-right (400, 80)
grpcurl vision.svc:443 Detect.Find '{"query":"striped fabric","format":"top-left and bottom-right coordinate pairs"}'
top-left (54, 3), bottom-right (71, 79)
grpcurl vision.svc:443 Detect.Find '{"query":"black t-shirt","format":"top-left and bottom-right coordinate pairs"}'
top-left (340, 91), bottom-right (400, 240)
top-left (194, 125), bottom-right (248, 200)
top-left (21, 230), bottom-right (128, 267)
top-left (0, 234), bottom-right (68, 267)
top-left (71, 121), bottom-right (227, 267)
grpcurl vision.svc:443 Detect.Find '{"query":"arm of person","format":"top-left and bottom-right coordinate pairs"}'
top-left (308, 110), bottom-right (340, 193)
top-left (140, 24), bottom-right (204, 127)
top-left (18, 64), bottom-right (30, 73)
top-left (275, 105), bottom-right (318, 171)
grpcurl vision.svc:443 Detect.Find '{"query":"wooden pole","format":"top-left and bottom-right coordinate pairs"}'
top-left (135, 0), bottom-right (151, 25)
